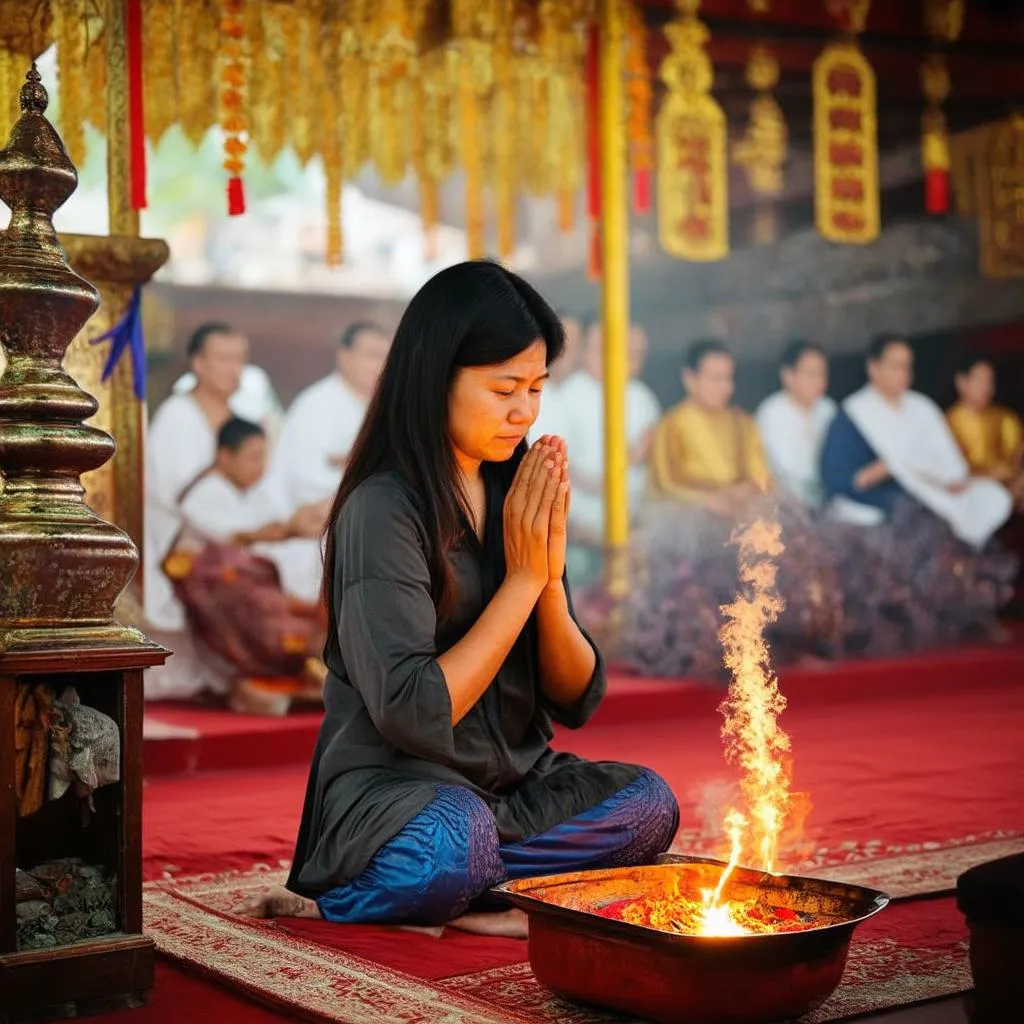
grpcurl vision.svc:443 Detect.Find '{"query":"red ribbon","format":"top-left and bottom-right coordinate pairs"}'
top-left (925, 168), bottom-right (949, 215)
top-left (125, 0), bottom-right (146, 211)
top-left (228, 176), bottom-right (246, 216)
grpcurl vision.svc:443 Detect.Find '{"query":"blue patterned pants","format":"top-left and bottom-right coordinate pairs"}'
top-left (316, 769), bottom-right (679, 925)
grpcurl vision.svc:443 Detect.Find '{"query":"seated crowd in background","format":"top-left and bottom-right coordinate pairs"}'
top-left (610, 334), bottom-right (1020, 679)
top-left (140, 313), bottom-right (1023, 709)
top-left (142, 320), bottom-right (391, 712)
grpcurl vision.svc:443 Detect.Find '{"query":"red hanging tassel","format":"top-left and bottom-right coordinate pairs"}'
top-left (125, 0), bottom-right (147, 210)
top-left (588, 228), bottom-right (603, 281)
top-left (227, 176), bottom-right (246, 216)
top-left (633, 168), bottom-right (652, 215)
top-left (925, 168), bottom-right (949, 215)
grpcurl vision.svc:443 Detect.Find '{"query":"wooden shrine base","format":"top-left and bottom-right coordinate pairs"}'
top-left (0, 934), bottom-right (154, 1022)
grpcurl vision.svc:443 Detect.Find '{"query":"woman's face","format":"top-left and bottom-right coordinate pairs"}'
top-left (448, 340), bottom-right (549, 464)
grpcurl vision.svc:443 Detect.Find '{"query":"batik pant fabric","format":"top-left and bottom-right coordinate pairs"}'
top-left (315, 768), bottom-right (679, 925)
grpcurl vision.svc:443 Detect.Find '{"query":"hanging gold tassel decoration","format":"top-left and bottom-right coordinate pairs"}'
top-left (450, 0), bottom-right (508, 259)
top-left (813, 0), bottom-right (879, 244)
top-left (176, 0), bottom-right (218, 146)
top-left (538, 1), bottom-right (589, 233)
top-left (493, 10), bottom-right (519, 260)
top-left (0, 45), bottom-right (20, 137)
top-left (53, 0), bottom-right (86, 168)
top-left (320, 2), bottom-right (344, 266)
top-left (339, 2), bottom-right (370, 180)
top-left (625, 1), bottom-right (653, 215)
top-left (733, 45), bottom-right (787, 244)
top-left (657, 0), bottom-right (729, 261)
top-left (219, 0), bottom-right (249, 215)
top-left (143, 0), bottom-right (177, 144)
top-left (366, 0), bottom-right (427, 187)
top-left (416, 47), bottom-right (455, 259)
top-left (921, 55), bottom-right (951, 216)
top-left (83, 26), bottom-right (109, 136)
top-left (920, 1), bottom-right (963, 215)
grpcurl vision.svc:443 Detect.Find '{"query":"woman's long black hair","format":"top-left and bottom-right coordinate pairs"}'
top-left (321, 260), bottom-right (565, 644)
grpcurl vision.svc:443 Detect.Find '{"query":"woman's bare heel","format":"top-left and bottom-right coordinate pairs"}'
top-left (234, 886), bottom-right (322, 919)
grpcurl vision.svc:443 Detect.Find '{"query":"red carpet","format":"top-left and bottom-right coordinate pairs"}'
top-left (143, 659), bottom-right (1024, 881)
top-left (91, 643), bottom-right (1024, 1023)
top-left (141, 638), bottom-right (1024, 777)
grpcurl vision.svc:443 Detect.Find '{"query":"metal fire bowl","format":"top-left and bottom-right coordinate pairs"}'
top-left (492, 854), bottom-right (889, 1024)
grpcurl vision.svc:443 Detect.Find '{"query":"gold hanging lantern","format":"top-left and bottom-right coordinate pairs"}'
top-left (977, 116), bottom-right (1024, 279)
top-left (733, 44), bottom-right (787, 243)
top-left (813, 0), bottom-right (879, 244)
top-left (656, 0), bottom-right (729, 262)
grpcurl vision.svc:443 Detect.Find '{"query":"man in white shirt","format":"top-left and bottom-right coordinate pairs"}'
top-left (756, 340), bottom-right (837, 509)
top-left (269, 321), bottom-right (391, 511)
top-left (173, 361), bottom-right (284, 442)
top-left (261, 321), bottom-right (391, 602)
top-left (821, 335), bottom-right (1012, 547)
top-left (558, 321), bottom-right (662, 582)
top-left (144, 323), bottom-right (248, 632)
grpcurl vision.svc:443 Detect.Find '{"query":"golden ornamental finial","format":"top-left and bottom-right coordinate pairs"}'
top-left (0, 66), bottom-right (139, 632)
top-left (19, 63), bottom-right (47, 114)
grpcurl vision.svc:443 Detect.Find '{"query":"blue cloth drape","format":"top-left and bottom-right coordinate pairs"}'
top-left (90, 286), bottom-right (146, 400)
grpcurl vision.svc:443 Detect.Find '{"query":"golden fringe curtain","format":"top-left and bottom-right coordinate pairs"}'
top-left (14, 0), bottom-right (593, 264)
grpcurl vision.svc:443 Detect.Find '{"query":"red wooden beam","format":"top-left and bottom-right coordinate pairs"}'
top-left (647, 34), bottom-right (1024, 104)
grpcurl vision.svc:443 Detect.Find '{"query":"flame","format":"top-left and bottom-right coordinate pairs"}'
top-left (701, 516), bottom-right (792, 932)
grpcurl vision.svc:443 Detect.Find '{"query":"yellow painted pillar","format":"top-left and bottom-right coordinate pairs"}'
top-left (598, 0), bottom-right (630, 595)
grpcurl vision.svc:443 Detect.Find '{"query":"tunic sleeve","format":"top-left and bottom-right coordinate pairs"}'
top-left (648, 413), bottom-right (703, 503)
top-left (334, 479), bottom-right (455, 763)
top-left (540, 575), bottom-right (607, 729)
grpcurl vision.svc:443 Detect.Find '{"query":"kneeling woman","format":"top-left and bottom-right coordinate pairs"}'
top-left (246, 261), bottom-right (678, 928)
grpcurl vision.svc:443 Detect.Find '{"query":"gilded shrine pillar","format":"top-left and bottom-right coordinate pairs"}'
top-left (62, 235), bottom-right (168, 556)
top-left (0, 236), bottom-right (167, 590)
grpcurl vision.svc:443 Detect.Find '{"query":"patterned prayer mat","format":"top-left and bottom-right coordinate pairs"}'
top-left (143, 834), bottom-right (1023, 1024)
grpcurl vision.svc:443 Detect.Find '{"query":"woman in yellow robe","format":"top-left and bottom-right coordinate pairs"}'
top-left (649, 340), bottom-right (771, 517)
top-left (947, 356), bottom-right (1024, 510)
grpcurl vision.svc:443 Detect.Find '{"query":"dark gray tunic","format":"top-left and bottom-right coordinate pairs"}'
top-left (287, 469), bottom-right (641, 895)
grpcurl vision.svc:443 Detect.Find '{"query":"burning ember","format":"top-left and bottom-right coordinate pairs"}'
top-left (629, 517), bottom-right (802, 937)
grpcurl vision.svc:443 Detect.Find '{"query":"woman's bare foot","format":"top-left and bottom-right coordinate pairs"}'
top-left (448, 909), bottom-right (529, 939)
top-left (234, 886), bottom-right (322, 919)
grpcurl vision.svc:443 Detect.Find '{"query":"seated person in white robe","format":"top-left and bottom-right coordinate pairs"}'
top-left (262, 321), bottom-right (392, 603)
top-left (531, 312), bottom-right (583, 439)
top-left (165, 419), bottom-right (326, 713)
top-left (558, 322), bottom-right (661, 583)
top-left (144, 322), bottom-right (248, 636)
top-left (173, 361), bottom-right (284, 443)
top-left (756, 340), bottom-right (837, 510)
top-left (821, 335), bottom-right (1012, 549)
